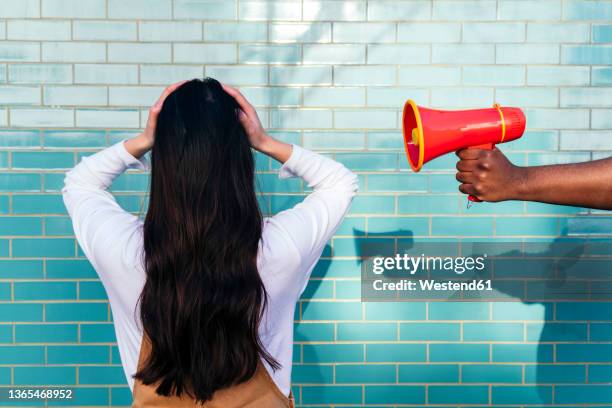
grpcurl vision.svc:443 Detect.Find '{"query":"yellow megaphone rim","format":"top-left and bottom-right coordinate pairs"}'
top-left (402, 99), bottom-right (425, 172)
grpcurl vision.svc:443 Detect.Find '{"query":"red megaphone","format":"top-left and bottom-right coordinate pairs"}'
top-left (402, 100), bottom-right (526, 202)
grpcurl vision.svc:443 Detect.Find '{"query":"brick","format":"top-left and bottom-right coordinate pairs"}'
top-left (463, 364), bottom-right (522, 383)
top-left (463, 22), bottom-right (525, 43)
top-left (430, 344), bottom-right (489, 362)
top-left (174, 0), bottom-right (237, 20)
top-left (15, 366), bottom-right (76, 385)
top-left (16, 324), bottom-right (77, 342)
top-left (492, 385), bottom-right (552, 404)
top-left (270, 109), bottom-right (332, 129)
top-left (304, 344), bottom-right (364, 363)
top-left (11, 108), bottom-right (74, 127)
top-left (336, 364), bottom-right (395, 383)
top-left (562, 45), bottom-right (612, 64)
top-left (463, 66), bottom-right (525, 86)
top-left (0, 0), bottom-right (40, 17)
top-left (400, 322), bottom-right (460, 340)
top-left (75, 64), bottom-right (138, 85)
top-left (433, 0), bottom-right (497, 20)
top-left (240, 44), bottom-right (300, 64)
top-left (304, 0), bottom-right (366, 21)
top-left (75, 109), bottom-right (139, 128)
top-left (108, 0), bottom-right (171, 18)
top-left (205, 22), bottom-right (266, 42)
top-left (9, 64), bottom-right (71, 84)
top-left (561, 87), bottom-right (612, 107)
top-left (44, 86), bottom-right (107, 106)
top-left (139, 22), bottom-right (202, 41)
top-left (594, 24), bottom-right (612, 42)
top-left (527, 23), bottom-right (590, 42)
top-left (428, 385), bottom-right (489, 404)
top-left (499, 0), bottom-right (561, 20)
top-left (334, 66), bottom-right (395, 86)
top-left (304, 88), bottom-right (365, 107)
top-left (8, 20), bottom-right (71, 41)
top-left (303, 44), bottom-right (365, 64)
top-left (366, 344), bottom-right (426, 362)
top-left (270, 23), bottom-right (331, 42)
top-left (333, 22), bottom-right (395, 43)
top-left (367, 44), bottom-right (429, 64)
top-left (368, 1), bottom-right (431, 21)
top-left (497, 44), bottom-right (559, 64)
top-left (301, 301), bottom-right (361, 320)
top-left (0, 86), bottom-right (41, 105)
top-left (43, 42), bottom-right (105, 63)
top-left (528, 66), bottom-right (590, 86)
top-left (109, 43), bottom-right (171, 64)
top-left (433, 44), bottom-right (495, 64)
top-left (398, 22), bottom-right (461, 42)
top-left (270, 66), bottom-right (331, 85)
top-left (303, 385), bottom-right (362, 404)
top-left (493, 344), bottom-right (552, 362)
top-left (240, 1), bottom-right (301, 21)
top-left (366, 385), bottom-right (425, 404)
top-left (0, 42), bottom-right (40, 62)
top-left (399, 364), bottom-right (459, 383)
top-left (337, 323), bottom-right (397, 341)
top-left (74, 21), bottom-right (136, 41)
top-left (335, 110), bottom-right (396, 129)
top-left (42, 0), bottom-right (105, 17)
top-left (141, 65), bottom-right (203, 85)
top-left (525, 108), bottom-right (589, 129)
top-left (563, 0), bottom-right (612, 20)
top-left (206, 66), bottom-right (268, 86)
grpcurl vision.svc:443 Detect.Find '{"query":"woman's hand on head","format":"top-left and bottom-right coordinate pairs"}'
top-left (139, 80), bottom-right (189, 149)
top-left (221, 83), bottom-right (271, 152)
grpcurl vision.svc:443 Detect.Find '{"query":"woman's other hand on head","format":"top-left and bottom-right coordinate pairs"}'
top-left (221, 83), bottom-right (271, 152)
top-left (140, 80), bottom-right (188, 149)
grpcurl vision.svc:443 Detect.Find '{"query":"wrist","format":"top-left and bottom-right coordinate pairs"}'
top-left (254, 132), bottom-right (274, 154)
top-left (125, 134), bottom-right (153, 158)
top-left (509, 166), bottom-right (530, 200)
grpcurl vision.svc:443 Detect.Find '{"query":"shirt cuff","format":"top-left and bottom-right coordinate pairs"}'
top-left (278, 144), bottom-right (303, 179)
top-left (116, 138), bottom-right (151, 172)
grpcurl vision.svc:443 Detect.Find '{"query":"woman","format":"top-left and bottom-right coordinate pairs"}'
top-left (61, 78), bottom-right (358, 406)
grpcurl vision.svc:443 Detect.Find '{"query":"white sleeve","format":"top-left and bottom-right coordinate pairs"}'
top-left (265, 144), bottom-right (359, 296)
top-left (60, 139), bottom-right (150, 302)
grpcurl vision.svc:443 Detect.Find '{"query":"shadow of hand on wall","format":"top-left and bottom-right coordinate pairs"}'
top-left (471, 237), bottom-right (594, 404)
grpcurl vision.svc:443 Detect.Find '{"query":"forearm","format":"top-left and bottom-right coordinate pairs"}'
top-left (514, 157), bottom-right (612, 210)
top-left (257, 134), bottom-right (293, 164)
top-left (123, 133), bottom-right (152, 160)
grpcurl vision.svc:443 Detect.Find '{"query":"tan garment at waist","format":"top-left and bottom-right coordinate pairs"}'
top-left (131, 333), bottom-right (294, 408)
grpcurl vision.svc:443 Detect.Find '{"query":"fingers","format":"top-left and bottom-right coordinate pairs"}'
top-left (458, 183), bottom-right (476, 196)
top-left (152, 80), bottom-right (189, 111)
top-left (220, 83), bottom-right (256, 116)
top-left (456, 171), bottom-right (474, 183)
top-left (456, 159), bottom-right (478, 172)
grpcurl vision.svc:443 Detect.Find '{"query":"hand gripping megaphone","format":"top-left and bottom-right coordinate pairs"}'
top-left (402, 100), bottom-right (526, 202)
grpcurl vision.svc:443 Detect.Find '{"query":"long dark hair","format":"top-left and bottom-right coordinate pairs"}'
top-left (133, 77), bottom-right (279, 402)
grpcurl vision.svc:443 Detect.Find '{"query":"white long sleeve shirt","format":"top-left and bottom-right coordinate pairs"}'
top-left (61, 139), bottom-right (359, 396)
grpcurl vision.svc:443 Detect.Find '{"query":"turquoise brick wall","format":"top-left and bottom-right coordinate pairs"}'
top-left (0, 0), bottom-right (611, 406)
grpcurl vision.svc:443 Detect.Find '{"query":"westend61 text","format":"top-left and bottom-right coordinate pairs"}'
top-left (372, 279), bottom-right (493, 292)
